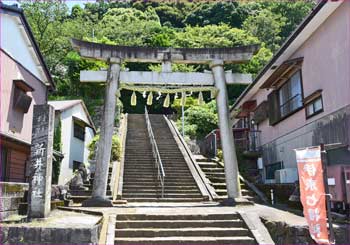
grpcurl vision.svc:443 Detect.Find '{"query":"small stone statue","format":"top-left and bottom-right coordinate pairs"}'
top-left (69, 163), bottom-right (88, 190)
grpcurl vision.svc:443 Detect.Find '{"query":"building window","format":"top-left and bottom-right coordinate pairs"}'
top-left (306, 96), bottom-right (323, 118)
top-left (268, 70), bottom-right (304, 125)
top-left (13, 80), bottom-right (34, 113)
top-left (278, 70), bottom-right (303, 118)
top-left (73, 121), bottom-right (85, 141)
top-left (265, 161), bottom-right (283, 180)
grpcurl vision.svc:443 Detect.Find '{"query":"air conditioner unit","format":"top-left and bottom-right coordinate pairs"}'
top-left (275, 168), bottom-right (298, 184)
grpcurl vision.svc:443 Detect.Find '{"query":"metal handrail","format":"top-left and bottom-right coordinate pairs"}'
top-left (144, 107), bottom-right (165, 198)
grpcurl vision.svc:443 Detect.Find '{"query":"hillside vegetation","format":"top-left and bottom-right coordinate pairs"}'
top-left (22, 1), bottom-right (315, 137)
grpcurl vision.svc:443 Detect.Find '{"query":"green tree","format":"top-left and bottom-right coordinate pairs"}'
top-left (174, 24), bottom-right (259, 48)
top-left (177, 100), bottom-right (218, 139)
top-left (268, 1), bottom-right (315, 41)
top-left (243, 9), bottom-right (286, 52)
top-left (184, 2), bottom-right (245, 28)
top-left (98, 7), bottom-right (161, 46)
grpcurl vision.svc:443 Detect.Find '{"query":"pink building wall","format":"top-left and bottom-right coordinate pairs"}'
top-left (248, 2), bottom-right (350, 147)
top-left (1, 50), bottom-right (48, 144)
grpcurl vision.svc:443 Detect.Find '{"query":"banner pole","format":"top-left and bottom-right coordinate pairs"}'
top-left (320, 144), bottom-right (335, 244)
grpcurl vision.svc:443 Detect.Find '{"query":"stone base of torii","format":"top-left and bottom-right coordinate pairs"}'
top-left (71, 39), bottom-right (259, 206)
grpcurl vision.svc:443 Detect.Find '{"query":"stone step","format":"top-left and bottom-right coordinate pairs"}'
top-left (116, 219), bottom-right (244, 229)
top-left (123, 176), bottom-right (195, 181)
top-left (116, 213), bottom-right (241, 221)
top-left (206, 172), bottom-right (226, 177)
top-left (197, 162), bottom-right (218, 167)
top-left (123, 175), bottom-right (194, 179)
top-left (123, 188), bottom-right (199, 193)
top-left (201, 168), bottom-right (225, 173)
top-left (194, 155), bottom-right (216, 162)
top-left (122, 193), bottom-right (203, 198)
top-left (124, 197), bottom-right (205, 202)
top-left (123, 171), bottom-right (191, 176)
top-left (116, 227), bottom-right (250, 238)
top-left (123, 185), bottom-right (198, 190)
top-left (114, 236), bottom-right (255, 244)
top-left (207, 176), bottom-right (226, 182)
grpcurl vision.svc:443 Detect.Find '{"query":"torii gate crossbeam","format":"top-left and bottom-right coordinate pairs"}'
top-left (71, 39), bottom-right (259, 207)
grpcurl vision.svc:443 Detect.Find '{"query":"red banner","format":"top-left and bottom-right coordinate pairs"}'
top-left (295, 146), bottom-right (330, 244)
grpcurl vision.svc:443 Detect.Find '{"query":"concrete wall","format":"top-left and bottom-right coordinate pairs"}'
top-left (238, 2), bottom-right (350, 182)
top-left (58, 104), bottom-right (94, 185)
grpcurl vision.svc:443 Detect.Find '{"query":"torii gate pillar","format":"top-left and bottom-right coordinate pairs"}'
top-left (82, 58), bottom-right (121, 207)
top-left (211, 60), bottom-right (240, 202)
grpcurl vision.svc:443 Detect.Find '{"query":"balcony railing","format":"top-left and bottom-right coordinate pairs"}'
top-left (201, 128), bottom-right (261, 157)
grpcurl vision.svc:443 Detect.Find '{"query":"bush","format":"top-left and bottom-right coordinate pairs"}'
top-left (175, 121), bottom-right (198, 139)
top-left (217, 149), bottom-right (223, 162)
top-left (178, 100), bottom-right (218, 139)
top-left (88, 134), bottom-right (121, 162)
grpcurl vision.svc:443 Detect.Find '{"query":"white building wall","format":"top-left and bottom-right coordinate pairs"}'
top-left (1, 13), bottom-right (47, 83)
top-left (58, 110), bottom-right (73, 185)
top-left (57, 104), bottom-right (95, 185)
top-left (84, 127), bottom-right (95, 169)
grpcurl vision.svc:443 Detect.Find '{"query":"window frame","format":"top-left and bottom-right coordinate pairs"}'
top-left (73, 120), bottom-right (85, 141)
top-left (277, 70), bottom-right (304, 119)
top-left (305, 96), bottom-right (324, 119)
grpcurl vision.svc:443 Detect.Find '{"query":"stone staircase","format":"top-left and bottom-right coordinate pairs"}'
top-left (69, 167), bottom-right (113, 203)
top-left (114, 213), bottom-right (257, 244)
top-left (195, 155), bottom-right (258, 202)
top-left (122, 114), bottom-right (203, 202)
top-left (122, 114), bottom-right (158, 201)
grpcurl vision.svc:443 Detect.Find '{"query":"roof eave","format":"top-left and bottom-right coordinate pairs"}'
top-left (0, 3), bottom-right (55, 90)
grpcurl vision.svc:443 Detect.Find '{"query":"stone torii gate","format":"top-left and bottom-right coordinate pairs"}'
top-left (71, 39), bottom-right (259, 206)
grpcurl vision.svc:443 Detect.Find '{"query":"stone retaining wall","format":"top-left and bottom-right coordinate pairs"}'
top-left (261, 217), bottom-right (350, 244)
top-left (0, 182), bottom-right (28, 221)
top-left (0, 224), bottom-right (100, 244)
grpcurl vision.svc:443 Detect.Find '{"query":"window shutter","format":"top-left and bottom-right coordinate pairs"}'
top-left (268, 90), bottom-right (280, 125)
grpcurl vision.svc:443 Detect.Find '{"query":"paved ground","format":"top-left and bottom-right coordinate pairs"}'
top-left (71, 201), bottom-right (307, 225)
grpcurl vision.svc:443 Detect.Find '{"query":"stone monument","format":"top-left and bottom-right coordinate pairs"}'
top-left (28, 104), bottom-right (55, 219)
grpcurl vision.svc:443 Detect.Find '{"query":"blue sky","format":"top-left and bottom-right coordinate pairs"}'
top-left (3, 1), bottom-right (96, 10)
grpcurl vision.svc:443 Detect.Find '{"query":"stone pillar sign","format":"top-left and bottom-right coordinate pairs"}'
top-left (28, 104), bottom-right (55, 219)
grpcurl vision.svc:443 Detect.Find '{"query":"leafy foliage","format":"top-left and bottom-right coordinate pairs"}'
top-left (243, 9), bottom-right (286, 52)
top-left (98, 7), bottom-right (161, 46)
top-left (21, 0), bottom-right (314, 126)
top-left (177, 100), bottom-right (218, 139)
